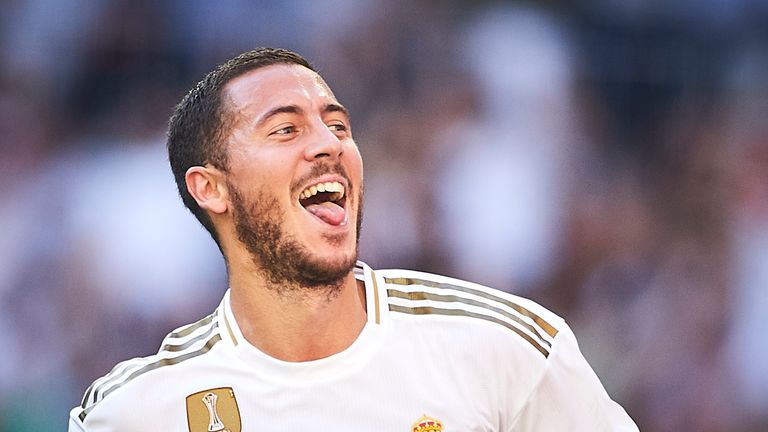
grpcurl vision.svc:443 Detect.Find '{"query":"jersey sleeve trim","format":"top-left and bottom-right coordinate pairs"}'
top-left (165, 312), bottom-right (216, 339)
top-left (78, 311), bottom-right (223, 422)
top-left (390, 303), bottom-right (550, 357)
top-left (383, 275), bottom-right (560, 357)
top-left (385, 277), bottom-right (558, 337)
top-left (68, 407), bottom-right (87, 432)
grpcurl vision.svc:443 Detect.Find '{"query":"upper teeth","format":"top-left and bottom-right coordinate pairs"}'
top-left (300, 181), bottom-right (345, 200)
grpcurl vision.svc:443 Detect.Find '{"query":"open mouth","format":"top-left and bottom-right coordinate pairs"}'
top-left (298, 180), bottom-right (348, 226)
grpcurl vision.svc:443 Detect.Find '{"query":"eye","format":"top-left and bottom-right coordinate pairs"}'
top-left (270, 125), bottom-right (296, 136)
top-left (328, 122), bottom-right (348, 134)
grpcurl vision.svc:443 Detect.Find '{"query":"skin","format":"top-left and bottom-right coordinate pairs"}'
top-left (184, 64), bottom-right (366, 361)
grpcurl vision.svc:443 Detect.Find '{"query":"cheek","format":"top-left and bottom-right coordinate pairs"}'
top-left (345, 143), bottom-right (364, 179)
top-left (231, 149), bottom-right (299, 188)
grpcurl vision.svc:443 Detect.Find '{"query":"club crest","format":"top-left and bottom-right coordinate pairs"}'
top-left (186, 387), bottom-right (241, 432)
top-left (412, 414), bottom-right (444, 432)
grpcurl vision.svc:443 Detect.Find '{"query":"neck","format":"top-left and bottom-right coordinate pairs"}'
top-left (227, 265), bottom-right (367, 362)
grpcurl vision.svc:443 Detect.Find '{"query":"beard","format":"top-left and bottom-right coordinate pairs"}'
top-left (228, 164), bottom-right (363, 295)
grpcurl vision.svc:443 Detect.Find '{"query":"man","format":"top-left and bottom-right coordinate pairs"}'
top-left (69, 47), bottom-right (638, 431)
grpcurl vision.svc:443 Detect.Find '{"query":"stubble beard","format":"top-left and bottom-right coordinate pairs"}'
top-left (228, 178), bottom-right (363, 298)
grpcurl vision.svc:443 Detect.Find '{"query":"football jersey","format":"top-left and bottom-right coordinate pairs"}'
top-left (69, 261), bottom-right (638, 431)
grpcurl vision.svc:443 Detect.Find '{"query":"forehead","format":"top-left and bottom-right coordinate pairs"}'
top-left (223, 63), bottom-right (337, 114)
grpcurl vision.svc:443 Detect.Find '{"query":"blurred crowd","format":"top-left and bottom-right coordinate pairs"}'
top-left (1, 1), bottom-right (767, 430)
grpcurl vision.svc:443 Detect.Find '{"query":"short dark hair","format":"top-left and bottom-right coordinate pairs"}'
top-left (167, 47), bottom-right (315, 246)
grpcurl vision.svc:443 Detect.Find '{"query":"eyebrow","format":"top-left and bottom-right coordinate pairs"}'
top-left (255, 105), bottom-right (302, 128)
top-left (324, 103), bottom-right (349, 119)
top-left (254, 103), bottom-right (350, 129)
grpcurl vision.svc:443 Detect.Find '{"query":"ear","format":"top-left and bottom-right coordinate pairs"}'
top-left (185, 165), bottom-right (228, 215)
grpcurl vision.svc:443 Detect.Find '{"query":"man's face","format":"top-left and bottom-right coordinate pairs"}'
top-left (221, 64), bottom-right (363, 288)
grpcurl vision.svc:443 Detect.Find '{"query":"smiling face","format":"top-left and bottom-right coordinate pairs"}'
top-left (219, 64), bottom-right (363, 288)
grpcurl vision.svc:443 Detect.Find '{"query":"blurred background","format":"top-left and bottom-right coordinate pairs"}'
top-left (1, 0), bottom-right (767, 430)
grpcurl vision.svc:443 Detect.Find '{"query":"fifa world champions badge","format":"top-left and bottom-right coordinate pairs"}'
top-left (186, 387), bottom-right (242, 432)
top-left (412, 414), bottom-right (444, 432)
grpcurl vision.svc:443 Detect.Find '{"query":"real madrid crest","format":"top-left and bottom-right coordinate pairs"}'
top-left (412, 414), bottom-right (444, 432)
top-left (186, 387), bottom-right (241, 432)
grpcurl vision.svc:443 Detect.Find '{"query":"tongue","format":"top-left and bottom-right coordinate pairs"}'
top-left (306, 202), bottom-right (346, 225)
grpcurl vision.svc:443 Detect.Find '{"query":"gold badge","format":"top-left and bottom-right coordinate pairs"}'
top-left (186, 387), bottom-right (241, 432)
top-left (412, 414), bottom-right (444, 432)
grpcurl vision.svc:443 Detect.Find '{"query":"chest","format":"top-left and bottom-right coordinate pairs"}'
top-left (180, 354), bottom-right (501, 431)
top-left (96, 322), bottom-right (526, 432)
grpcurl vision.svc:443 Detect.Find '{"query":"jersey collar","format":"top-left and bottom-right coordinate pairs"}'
top-left (216, 260), bottom-right (388, 382)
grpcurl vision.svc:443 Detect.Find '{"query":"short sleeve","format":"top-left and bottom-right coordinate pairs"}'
top-left (508, 324), bottom-right (639, 431)
top-left (68, 407), bottom-right (88, 432)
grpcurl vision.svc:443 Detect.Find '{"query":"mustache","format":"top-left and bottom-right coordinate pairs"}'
top-left (291, 161), bottom-right (352, 196)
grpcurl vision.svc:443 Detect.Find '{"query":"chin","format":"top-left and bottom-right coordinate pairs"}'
top-left (295, 249), bottom-right (358, 287)
top-left (311, 239), bottom-right (358, 268)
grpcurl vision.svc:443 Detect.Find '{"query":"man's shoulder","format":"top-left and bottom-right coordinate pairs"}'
top-left (71, 310), bottom-right (224, 425)
top-left (374, 267), bottom-right (565, 358)
top-left (367, 266), bottom-right (639, 431)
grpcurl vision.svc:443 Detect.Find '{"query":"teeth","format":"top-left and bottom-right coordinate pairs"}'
top-left (300, 181), bottom-right (346, 201)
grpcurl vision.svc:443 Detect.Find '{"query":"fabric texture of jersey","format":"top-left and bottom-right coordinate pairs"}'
top-left (69, 261), bottom-right (638, 431)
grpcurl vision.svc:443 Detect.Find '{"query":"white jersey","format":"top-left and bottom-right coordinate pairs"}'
top-left (69, 261), bottom-right (638, 431)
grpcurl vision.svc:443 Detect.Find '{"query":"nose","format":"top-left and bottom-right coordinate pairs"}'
top-left (303, 120), bottom-right (343, 161)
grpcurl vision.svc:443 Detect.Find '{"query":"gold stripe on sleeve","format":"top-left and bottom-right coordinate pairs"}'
top-left (81, 311), bottom-right (219, 409)
top-left (166, 312), bottom-right (216, 339)
top-left (385, 277), bottom-right (558, 338)
top-left (80, 333), bottom-right (222, 421)
top-left (387, 288), bottom-right (552, 348)
top-left (160, 321), bottom-right (219, 352)
top-left (389, 304), bottom-right (549, 357)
